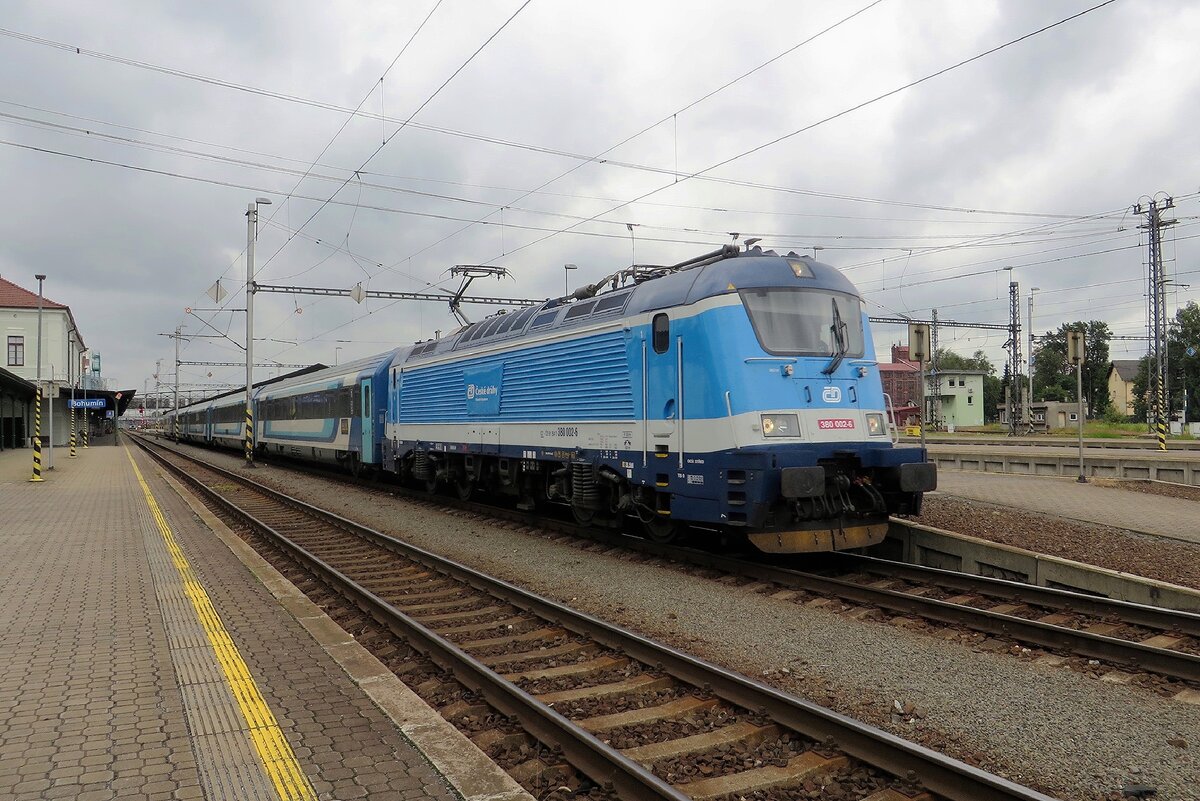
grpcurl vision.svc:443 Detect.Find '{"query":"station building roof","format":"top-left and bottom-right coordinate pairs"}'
top-left (0, 366), bottom-right (35, 400)
top-left (0, 276), bottom-right (86, 349)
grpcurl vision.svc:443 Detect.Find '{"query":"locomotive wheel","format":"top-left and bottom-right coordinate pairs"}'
top-left (454, 473), bottom-right (473, 501)
top-left (424, 473), bottom-right (440, 496)
top-left (642, 515), bottom-right (679, 543)
top-left (349, 454), bottom-right (362, 478)
top-left (571, 505), bottom-right (597, 526)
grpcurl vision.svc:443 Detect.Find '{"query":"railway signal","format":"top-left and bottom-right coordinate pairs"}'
top-left (1068, 329), bottom-right (1087, 483)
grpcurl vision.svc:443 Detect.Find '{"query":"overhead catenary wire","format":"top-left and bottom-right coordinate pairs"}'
top-left (0, 23), bottom-right (1105, 223)
top-left (453, 0), bottom-right (1127, 271)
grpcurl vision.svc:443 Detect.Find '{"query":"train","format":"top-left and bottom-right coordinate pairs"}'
top-left (166, 244), bottom-right (935, 553)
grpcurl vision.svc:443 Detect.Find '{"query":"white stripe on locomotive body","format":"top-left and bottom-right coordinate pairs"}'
top-left (389, 407), bottom-right (890, 462)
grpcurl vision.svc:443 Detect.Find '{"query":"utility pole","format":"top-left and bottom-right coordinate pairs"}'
top-left (29, 274), bottom-right (46, 482)
top-left (173, 326), bottom-right (181, 441)
top-left (1135, 197), bottom-right (1176, 450)
top-left (1006, 278), bottom-right (1022, 436)
top-left (245, 198), bottom-right (271, 468)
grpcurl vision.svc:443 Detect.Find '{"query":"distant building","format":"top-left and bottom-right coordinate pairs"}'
top-left (929, 369), bottom-right (985, 429)
top-left (878, 344), bottom-right (984, 428)
top-left (998, 400), bottom-right (1089, 430)
top-left (1107, 359), bottom-right (1141, 417)
top-left (879, 344), bottom-right (922, 409)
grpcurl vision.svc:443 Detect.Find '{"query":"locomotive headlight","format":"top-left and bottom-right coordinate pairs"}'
top-left (760, 413), bottom-right (800, 437)
top-left (866, 413), bottom-right (886, 437)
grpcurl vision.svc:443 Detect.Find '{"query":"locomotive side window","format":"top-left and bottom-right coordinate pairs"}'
top-left (594, 292), bottom-right (630, 314)
top-left (564, 300), bottom-right (597, 320)
top-left (740, 288), bottom-right (864, 357)
top-left (530, 310), bottom-right (559, 328)
top-left (652, 313), bottom-right (670, 354)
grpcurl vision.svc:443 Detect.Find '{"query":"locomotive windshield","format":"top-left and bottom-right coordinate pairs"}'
top-left (740, 288), bottom-right (865, 358)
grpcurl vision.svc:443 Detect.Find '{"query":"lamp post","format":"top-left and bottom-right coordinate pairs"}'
top-left (245, 197), bottom-right (271, 468)
top-left (1027, 287), bottom-right (1040, 428)
top-left (29, 274), bottom-right (46, 482)
top-left (563, 263), bottom-right (578, 296)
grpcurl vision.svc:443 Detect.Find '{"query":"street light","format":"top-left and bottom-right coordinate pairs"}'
top-left (1028, 287), bottom-right (1040, 413)
top-left (245, 197), bottom-right (271, 468)
top-left (563, 263), bottom-right (578, 296)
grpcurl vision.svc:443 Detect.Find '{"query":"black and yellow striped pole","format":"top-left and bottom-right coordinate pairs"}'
top-left (69, 401), bottom-right (77, 458)
top-left (1157, 377), bottom-right (1167, 451)
top-left (29, 385), bottom-right (44, 482)
top-left (244, 403), bottom-right (254, 466)
top-left (82, 411), bottom-right (89, 449)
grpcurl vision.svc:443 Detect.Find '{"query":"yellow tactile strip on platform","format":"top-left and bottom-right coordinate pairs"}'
top-left (125, 446), bottom-right (317, 801)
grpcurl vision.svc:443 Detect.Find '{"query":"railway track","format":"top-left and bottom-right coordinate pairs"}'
top-left (145, 434), bottom-right (1200, 694)
top-left (132, 435), bottom-right (1057, 801)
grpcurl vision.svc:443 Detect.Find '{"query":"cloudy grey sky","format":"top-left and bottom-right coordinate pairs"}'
top-left (1, 0), bottom-right (1197, 397)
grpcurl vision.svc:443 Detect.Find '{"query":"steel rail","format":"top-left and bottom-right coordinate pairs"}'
top-left (132, 435), bottom-right (1057, 801)
top-left (557, 529), bottom-right (1200, 683)
top-left (141, 432), bottom-right (1200, 681)
top-left (825, 552), bottom-right (1200, 637)
top-left (134, 438), bottom-right (689, 801)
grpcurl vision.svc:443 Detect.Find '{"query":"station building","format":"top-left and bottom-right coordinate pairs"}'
top-left (879, 345), bottom-right (985, 428)
top-left (1, 275), bottom-right (128, 447)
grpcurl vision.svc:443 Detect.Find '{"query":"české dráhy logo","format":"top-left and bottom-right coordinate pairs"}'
top-left (821, 386), bottom-right (842, 403)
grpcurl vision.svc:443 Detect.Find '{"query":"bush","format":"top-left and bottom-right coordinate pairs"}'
top-left (1101, 406), bottom-right (1130, 424)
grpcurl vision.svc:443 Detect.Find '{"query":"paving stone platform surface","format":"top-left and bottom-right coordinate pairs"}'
top-left (0, 442), bottom-right (465, 801)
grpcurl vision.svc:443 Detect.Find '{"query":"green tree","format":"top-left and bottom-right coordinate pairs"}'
top-left (1031, 321), bottom-right (1112, 417)
top-left (1132, 356), bottom-right (1151, 423)
top-left (1170, 302), bottom-right (1200, 422)
top-left (1130, 303), bottom-right (1200, 424)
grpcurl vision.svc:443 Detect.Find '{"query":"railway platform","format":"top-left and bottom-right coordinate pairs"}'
top-left (0, 444), bottom-right (527, 801)
top-left (935, 470), bottom-right (1200, 544)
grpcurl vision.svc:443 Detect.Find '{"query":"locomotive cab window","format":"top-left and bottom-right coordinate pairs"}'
top-left (740, 288), bottom-right (864, 357)
top-left (652, 313), bottom-right (670, 354)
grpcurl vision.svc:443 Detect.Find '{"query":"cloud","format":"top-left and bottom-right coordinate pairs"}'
top-left (0, 0), bottom-right (1196, 393)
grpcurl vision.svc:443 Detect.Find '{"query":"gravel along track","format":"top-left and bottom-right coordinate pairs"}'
top-left (162, 441), bottom-right (1200, 800)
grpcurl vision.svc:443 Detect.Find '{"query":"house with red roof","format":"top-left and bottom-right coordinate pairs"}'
top-left (1, 275), bottom-right (89, 449)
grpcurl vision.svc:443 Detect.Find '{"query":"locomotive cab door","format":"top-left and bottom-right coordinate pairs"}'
top-left (359, 379), bottom-right (375, 464)
top-left (645, 313), bottom-right (680, 464)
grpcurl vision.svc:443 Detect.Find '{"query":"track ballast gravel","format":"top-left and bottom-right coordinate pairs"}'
top-left (169, 444), bottom-right (1200, 801)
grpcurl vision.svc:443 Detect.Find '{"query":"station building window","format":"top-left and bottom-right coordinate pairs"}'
top-left (7, 336), bottom-right (23, 367)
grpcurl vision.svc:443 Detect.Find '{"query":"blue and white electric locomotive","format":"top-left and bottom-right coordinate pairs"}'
top-left (382, 244), bottom-right (935, 553)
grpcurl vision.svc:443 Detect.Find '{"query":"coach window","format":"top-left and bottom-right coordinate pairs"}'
top-left (652, 313), bottom-right (670, 354)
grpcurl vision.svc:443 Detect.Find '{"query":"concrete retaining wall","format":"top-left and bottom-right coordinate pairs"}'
top-left (876, 519), bottom-right (1200, 612)
top-left (929, 450), bottom-right (1200, 485)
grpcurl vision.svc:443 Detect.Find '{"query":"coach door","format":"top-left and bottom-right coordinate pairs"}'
top-left (645, 313), bottom-right (681, 467)
top-left (359, 379), bottom-right (375, 464)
